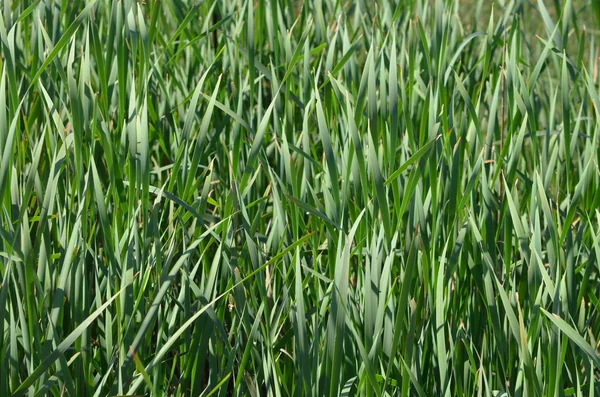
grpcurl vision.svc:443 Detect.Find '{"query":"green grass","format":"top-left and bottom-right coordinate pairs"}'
top-left (1, 0), bottom-right (600, 395)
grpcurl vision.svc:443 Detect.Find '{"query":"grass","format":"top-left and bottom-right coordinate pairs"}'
top-left (1, 0), bottom-right (600, 395)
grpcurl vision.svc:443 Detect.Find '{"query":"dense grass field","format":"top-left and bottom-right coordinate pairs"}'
top-left (2, 0), bottom-right (600, 395)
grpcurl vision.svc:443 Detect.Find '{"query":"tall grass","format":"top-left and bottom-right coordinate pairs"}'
top-left (1, 0), bottom-right (600, 395)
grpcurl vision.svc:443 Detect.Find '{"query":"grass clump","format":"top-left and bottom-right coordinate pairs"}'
top-left (1, 0), bottom-right (600, 395)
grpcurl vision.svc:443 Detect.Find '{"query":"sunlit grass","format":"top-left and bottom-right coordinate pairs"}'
top-left (1, 0), bottom-right (600, 396)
